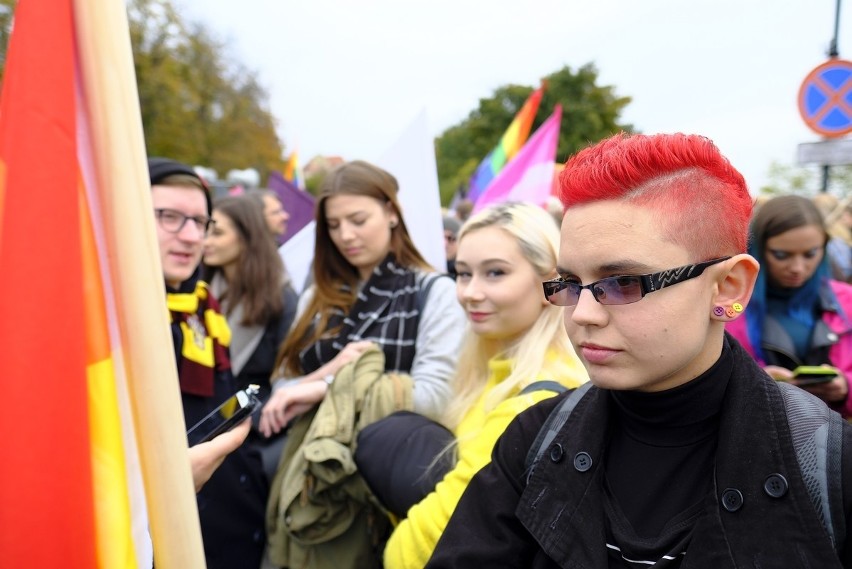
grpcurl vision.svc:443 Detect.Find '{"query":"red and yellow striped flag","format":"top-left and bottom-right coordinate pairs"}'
top-left (0, 0), bottom-right (205, 566)
top-left (0, 0), bottom-right (144, 566)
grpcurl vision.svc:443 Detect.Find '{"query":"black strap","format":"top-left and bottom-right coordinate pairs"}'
top-left (524, 382), bottom-right (593, 485)
top-left (519, 380), bottom-right (568, 396)
top-left (776, 381), bottom-right (846, 554)
top-left (826, 408), bottom-right (846, 553)
top-left (417, 273), bottom-right (445, 313)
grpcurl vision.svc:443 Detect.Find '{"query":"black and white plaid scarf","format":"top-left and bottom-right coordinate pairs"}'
top-left (300, 255), bottom-right (433, 374)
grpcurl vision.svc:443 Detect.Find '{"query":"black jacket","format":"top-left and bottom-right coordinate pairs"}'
top-left (234, 284), bottom-right (298, 400)
top-left (170, 275), bottom-right (267, 569)
top-left (426, 337), bottom-right (852, 568)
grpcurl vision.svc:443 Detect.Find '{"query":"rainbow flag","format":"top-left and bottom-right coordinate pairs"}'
top-left (473, 105), bottom-right (563, 213)
top-left (467, 85), bottom-right (544, 203)
top-left (283, 150), bottom-right (305, 190)
top-left (0, 0), bottom-right (204, 566)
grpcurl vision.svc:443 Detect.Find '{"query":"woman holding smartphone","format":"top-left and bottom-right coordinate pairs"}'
top-left (726, 194), bottom-right (852, 417)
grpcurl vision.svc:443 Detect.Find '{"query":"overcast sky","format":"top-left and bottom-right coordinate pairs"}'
top-left (178, 0), bottom-right (851, 194)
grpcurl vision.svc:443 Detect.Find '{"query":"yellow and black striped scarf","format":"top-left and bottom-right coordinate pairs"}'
top-left (167, 280), bottom-right (232, 397)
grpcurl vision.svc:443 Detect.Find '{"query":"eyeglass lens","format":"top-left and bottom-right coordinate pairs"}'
top-left (545, 276), bottom-right (643, 306)
top-left (156, 209), bottom-right (212, 234)
top-left (543, 257), bottom-right (730, 307)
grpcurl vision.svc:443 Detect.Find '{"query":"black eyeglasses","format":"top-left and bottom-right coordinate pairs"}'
top-left (542, 257), bottom-right (731, 306)
top-left (154, 208), bottom-right (215, 235)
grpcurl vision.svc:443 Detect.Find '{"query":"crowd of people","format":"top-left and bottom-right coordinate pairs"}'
top-left (149, 131), bottom-right (852, 569)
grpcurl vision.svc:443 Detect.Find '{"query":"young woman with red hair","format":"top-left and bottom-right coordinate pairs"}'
top-left (425, 133), bottom-right (852, 568)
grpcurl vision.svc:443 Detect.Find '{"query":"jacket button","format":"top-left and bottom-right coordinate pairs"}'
top-left (721, 488), bottom-right (744, 512)
top-left (573, 452), bottom-right (592, 472)
top-left (549, 443), bottom-right (564, 463)
top-left (763, 474), bottom-right (788, 498)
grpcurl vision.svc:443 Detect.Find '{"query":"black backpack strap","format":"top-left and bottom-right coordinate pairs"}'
top-left (416, 272), bottom-right (445, 314)
top-left (826, 411), bottom-right (846, 554)
top-left (524, 382), bottom-right (593, 485)
top-left (519, 380), bottom-right (568, 396)
top-left (776, 381), bottom-right (846, 553)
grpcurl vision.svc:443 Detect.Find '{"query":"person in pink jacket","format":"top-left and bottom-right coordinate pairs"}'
top-left (726, 194), bottom-right (852, 418)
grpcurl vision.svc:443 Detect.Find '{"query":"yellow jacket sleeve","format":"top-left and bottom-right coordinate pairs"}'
top-left (382, 388), bottom-right (557, 569)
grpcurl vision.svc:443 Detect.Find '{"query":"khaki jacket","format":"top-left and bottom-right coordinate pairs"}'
top-left (267, 346), bottom-right (413, 568)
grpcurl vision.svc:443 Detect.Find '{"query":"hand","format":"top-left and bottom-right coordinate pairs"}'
top-left (329, 340), bottom-right (376, 374)
top-left (764, 365), bottom-right (794, 382)
top-left (259, 381), bottom-right (328, 437)
top-left (795, 370), bottom-right (849, 404)
top-left (188, 418), bottom-right (250, 492)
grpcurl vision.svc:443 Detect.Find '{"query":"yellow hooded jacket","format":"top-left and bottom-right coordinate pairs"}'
top-left (383, 351), bottom-right (587, 569)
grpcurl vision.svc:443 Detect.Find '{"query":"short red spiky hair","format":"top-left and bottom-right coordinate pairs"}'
top-left (557, 133), bottom-right (752, 258)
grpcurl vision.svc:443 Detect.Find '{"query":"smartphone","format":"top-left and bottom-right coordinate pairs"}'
top-left (792, 366), bottom-right (838, 386)
top-left (187, 384), bottom-right (261, 446)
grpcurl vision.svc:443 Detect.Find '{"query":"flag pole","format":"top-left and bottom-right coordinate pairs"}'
top-left (72, 0), bottom-right (206, 566)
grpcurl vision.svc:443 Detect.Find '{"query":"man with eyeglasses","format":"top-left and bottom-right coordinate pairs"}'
top-left (425, 134), bottom-right (852, 568)
top-left (148, 158), bottom-right (267, 569)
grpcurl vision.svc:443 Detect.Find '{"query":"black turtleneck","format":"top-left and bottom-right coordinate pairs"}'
top-left (603, 341), bottom-right (732, 561)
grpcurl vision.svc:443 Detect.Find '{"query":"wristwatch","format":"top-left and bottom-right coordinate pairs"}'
top-left (323, 373), bottom-right (335, 386)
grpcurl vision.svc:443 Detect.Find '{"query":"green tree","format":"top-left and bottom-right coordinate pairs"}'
top-left (128, 0), bottom-right (284, 182)
top-left (435, 63), bottom-right (633, 205)
top-left (0, 0), bottom-right (16, 86)
top-left (304, 172), bottom-right (326, 197)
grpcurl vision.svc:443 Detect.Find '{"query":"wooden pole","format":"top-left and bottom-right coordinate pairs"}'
top-left (72, 0), bottom-right (206, 567)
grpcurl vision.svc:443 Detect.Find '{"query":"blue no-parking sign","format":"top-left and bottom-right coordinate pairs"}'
top-left (798, 58), bottom-right (852, 138)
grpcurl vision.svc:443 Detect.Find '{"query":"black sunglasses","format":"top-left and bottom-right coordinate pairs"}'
top-left (542, 257), bottom-right (731, 306)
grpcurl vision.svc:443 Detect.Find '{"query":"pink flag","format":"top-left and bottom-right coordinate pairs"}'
top-left (473, 105), bottom-right (562, 213)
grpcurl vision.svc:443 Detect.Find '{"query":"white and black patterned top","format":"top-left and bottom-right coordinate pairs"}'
top-left (293, 256), bottom-right (466, 420)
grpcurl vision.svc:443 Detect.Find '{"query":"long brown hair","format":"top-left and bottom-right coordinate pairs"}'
top-left (203, 195), bottom-right (285, 326)
top-left (276, 160), bottom-right (432, 376)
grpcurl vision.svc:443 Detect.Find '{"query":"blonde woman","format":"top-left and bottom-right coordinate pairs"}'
top-left (355, 202), bottom-right (588, 569)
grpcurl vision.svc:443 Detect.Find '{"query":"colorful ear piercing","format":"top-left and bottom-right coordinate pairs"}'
top-left (714, 303), bottom-right (744, 319)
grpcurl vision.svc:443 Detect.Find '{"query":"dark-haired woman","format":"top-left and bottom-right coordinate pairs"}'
top-left (203, 195), bottom-right (298, 478)
top-left (727, 194), bottom-right (852, 417)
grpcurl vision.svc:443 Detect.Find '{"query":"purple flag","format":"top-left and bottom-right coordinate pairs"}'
top-left (268, 171), bottom-right (316, 244)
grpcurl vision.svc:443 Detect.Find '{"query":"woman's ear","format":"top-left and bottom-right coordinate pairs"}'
top-left (711, 254), bottom-right (760, 321)
top-left (384, 202), bottom-right (400, 228)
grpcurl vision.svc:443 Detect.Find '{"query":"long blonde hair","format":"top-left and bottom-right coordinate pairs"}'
top-left (442, 202), bottom-right (576, 429)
